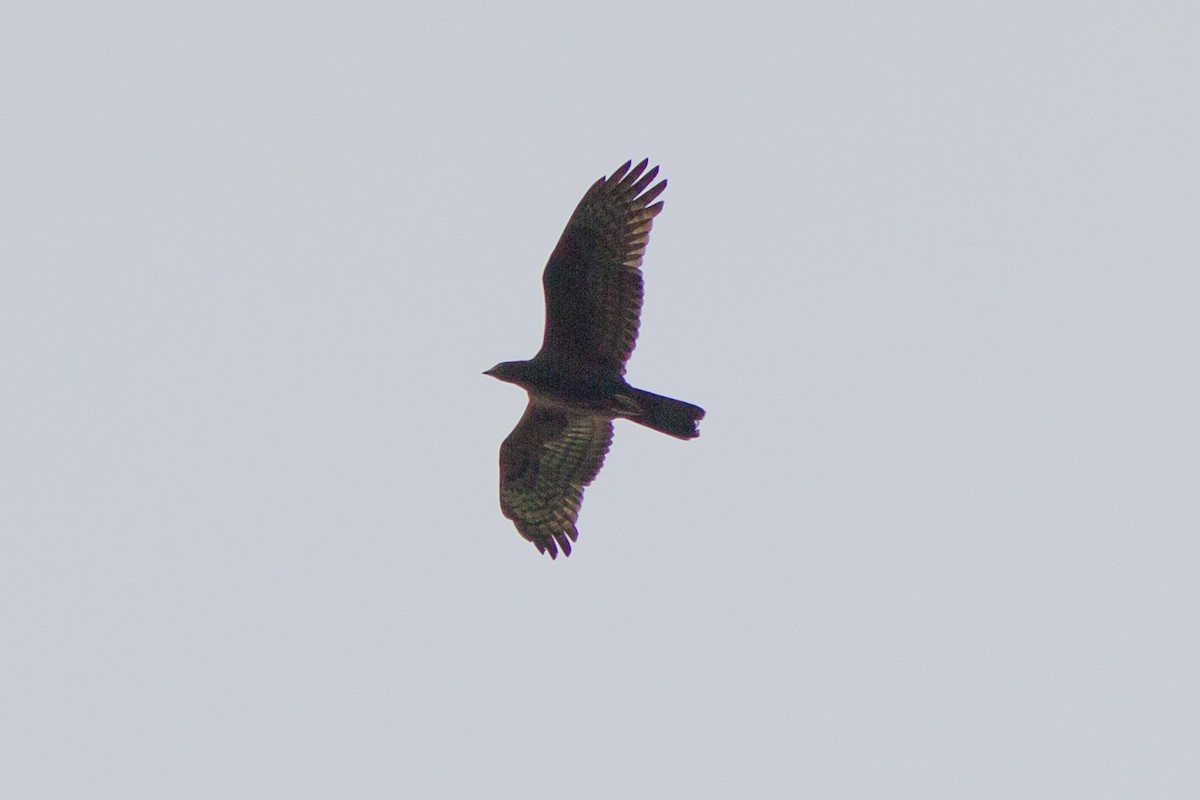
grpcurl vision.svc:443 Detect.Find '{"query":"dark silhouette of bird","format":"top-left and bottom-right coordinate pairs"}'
top-left (485, 159), bottom-right (704, 558)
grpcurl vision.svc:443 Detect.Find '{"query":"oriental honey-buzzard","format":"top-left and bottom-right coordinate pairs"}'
top-left (485, 159), bottom-right (704, 559)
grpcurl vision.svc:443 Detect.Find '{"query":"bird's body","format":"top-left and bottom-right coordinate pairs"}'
top-left (486, 358), bottom-right (621, 413)
top-left (485, 160), bottom-right (704, 558)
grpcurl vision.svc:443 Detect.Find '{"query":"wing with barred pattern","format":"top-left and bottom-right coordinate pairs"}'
top-left (538, 159), bottom-right (666, 376)
top-left (499, 402), bottom-right (614, 559)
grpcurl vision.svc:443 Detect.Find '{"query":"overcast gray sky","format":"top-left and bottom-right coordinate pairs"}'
top-left (3, 1), bottom-right (1198, 797)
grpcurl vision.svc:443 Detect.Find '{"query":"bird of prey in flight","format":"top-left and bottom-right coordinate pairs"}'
top-left (485, 159), bottom-right (705, 559)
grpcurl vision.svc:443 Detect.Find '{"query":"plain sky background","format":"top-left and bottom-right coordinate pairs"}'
top-left (2, 2), bottom-right (1197, 797)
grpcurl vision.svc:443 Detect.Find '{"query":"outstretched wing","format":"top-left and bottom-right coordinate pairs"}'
top-left (538, 159), bottom-right (666, 376)
top-left (499, 402), bottom-right (614, 559)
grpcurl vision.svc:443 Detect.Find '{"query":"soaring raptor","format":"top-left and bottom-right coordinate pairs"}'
top-left (485, 159), bottom-right (705, 559)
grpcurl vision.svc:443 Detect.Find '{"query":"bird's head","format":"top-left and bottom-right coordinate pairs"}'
top-left (483, 360), bottom-right (526, 385)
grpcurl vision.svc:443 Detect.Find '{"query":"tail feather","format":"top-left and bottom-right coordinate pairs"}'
top-left (623, 387), bottom-right (705, 440)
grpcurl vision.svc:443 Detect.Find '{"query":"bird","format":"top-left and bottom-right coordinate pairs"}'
top-left (484, 159), bottom-right (705, 559)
